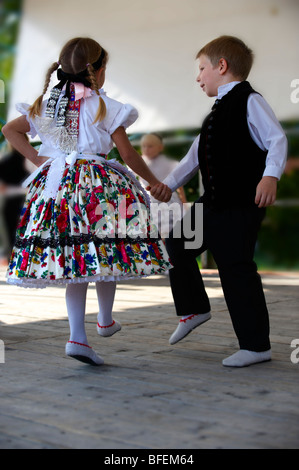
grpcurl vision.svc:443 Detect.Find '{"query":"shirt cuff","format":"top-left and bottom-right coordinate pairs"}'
top-left (163, 174), bottom-right (179, 192)
top-left (263, 165), bottom-right (283, 180)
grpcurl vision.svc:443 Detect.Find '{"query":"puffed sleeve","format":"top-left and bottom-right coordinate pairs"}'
top-left (105, 100), bottom-right (138, 135)
top-left (15, 103), bottom-right (38, 138)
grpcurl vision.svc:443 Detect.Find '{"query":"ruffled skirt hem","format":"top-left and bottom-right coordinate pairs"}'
top-left (6, 270), bottom-right (169, 289)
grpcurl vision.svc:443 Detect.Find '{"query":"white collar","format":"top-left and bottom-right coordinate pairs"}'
top-left (217, 81), bottom-right (241, 100)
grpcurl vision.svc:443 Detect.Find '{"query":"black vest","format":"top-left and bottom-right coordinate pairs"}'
top-left (198, 81), bottom-right (267, 208)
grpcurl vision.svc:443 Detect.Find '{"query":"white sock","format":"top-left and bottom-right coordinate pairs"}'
top-left (222, 349), bottom-right (271, 367)
top-left (96, 281), bottom-right (116, 327)
top-left (65, 282), bottom-right (89, 345)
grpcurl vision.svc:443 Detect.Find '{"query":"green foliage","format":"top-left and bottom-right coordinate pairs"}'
top-left (255, 129), bottom-right (299, 270)
top-left (0, 0), bottom-right (22, 148)
top-left (256, 206), bottom-right (299, 269)
top-left (281, 120), bottom-right (299, 156)
top-left (277, 168), bottom-right (299, 199)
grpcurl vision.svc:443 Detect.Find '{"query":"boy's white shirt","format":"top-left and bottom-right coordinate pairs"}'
top-left (163, 81), bottom-right (288, 192)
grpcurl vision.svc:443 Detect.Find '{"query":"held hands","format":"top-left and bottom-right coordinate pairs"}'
top-left (255, 176), bottom-right (278, 208)
top-left (146, 182), bottom-right (172, 203)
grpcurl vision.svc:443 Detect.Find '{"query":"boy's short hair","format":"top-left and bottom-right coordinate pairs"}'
top-left (196, 35), bottom-right (254, 81)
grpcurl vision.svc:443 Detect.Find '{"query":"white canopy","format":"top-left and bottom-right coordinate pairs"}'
top-left (8, 0), bottom-right (299, 133)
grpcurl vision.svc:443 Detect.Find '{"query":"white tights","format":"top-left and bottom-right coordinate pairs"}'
top-left (65, 281), bottom-right (116, 345)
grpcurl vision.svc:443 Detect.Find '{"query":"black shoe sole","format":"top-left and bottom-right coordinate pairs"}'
top-left (68, 354), bottom-right (101, 366)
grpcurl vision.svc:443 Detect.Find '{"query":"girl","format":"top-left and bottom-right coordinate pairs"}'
top-left (2, 37), bottom-right (172, 366)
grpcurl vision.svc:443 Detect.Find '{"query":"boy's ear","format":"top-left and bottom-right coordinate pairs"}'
top-left (218, 58), bottom-right (228, 75)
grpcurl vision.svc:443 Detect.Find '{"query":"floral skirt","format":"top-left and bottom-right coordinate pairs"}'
top-left (6, 159), bottom-right (172, 288)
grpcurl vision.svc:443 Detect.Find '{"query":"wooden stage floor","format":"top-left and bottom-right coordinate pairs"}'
top-left (0, 266), bottom-right (299, 449)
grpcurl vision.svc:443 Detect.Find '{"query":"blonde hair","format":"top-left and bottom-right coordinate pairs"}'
top-left (196, 35), bottom-right (254, 81)
top-left (29, 37), bottom-right (108, 123)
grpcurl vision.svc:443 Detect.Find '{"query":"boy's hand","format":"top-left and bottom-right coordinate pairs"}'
top-left (146, 183), bottom-right (172, 202)
top-left (255, 176), bottom-right (277, 208)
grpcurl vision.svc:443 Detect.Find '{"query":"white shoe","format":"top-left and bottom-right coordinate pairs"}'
top-left (222, 349), bottom-right (272, 367)
top-left (65, 341), bottom-right (104, 366)
top-left (169, 312), bottom-right (211, 345)
top-left (97, 320), bottom-right (121, 337)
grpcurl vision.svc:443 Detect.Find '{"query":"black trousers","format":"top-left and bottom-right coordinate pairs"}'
top-left (165, 200), bottom-right (270, 352)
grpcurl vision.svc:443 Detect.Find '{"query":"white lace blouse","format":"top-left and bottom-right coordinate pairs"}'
top-left (17, 87), bottom-right (138, 159)
top-left (17, 87), bottom-right (139, 199)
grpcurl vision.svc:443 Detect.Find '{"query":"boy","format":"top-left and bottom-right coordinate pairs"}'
top-left (150, 36), bottom-right (287, 367)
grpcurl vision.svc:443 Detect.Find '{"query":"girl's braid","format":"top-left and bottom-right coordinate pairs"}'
top-left (86, 62), bottom-right (107, 122)
top-left (29, 61), bottom-right (60, 118)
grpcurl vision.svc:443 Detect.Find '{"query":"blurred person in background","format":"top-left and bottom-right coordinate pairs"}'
top-left (139, 133), bottom-right (187, 238)
top-left (0, 139), bottom-right (30, 261)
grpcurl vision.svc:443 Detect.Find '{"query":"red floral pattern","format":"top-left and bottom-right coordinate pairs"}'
top-left (7, 159), bottom-right (172, 287)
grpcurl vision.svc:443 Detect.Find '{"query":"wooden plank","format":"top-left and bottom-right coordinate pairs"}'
top-left (0, 266), bottom-right (299, 449)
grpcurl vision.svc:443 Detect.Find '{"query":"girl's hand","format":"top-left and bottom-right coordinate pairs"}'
top-left (146, 183), bottom-right (172, 202)
top-left (255, 176), bottom-right (277, 208)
